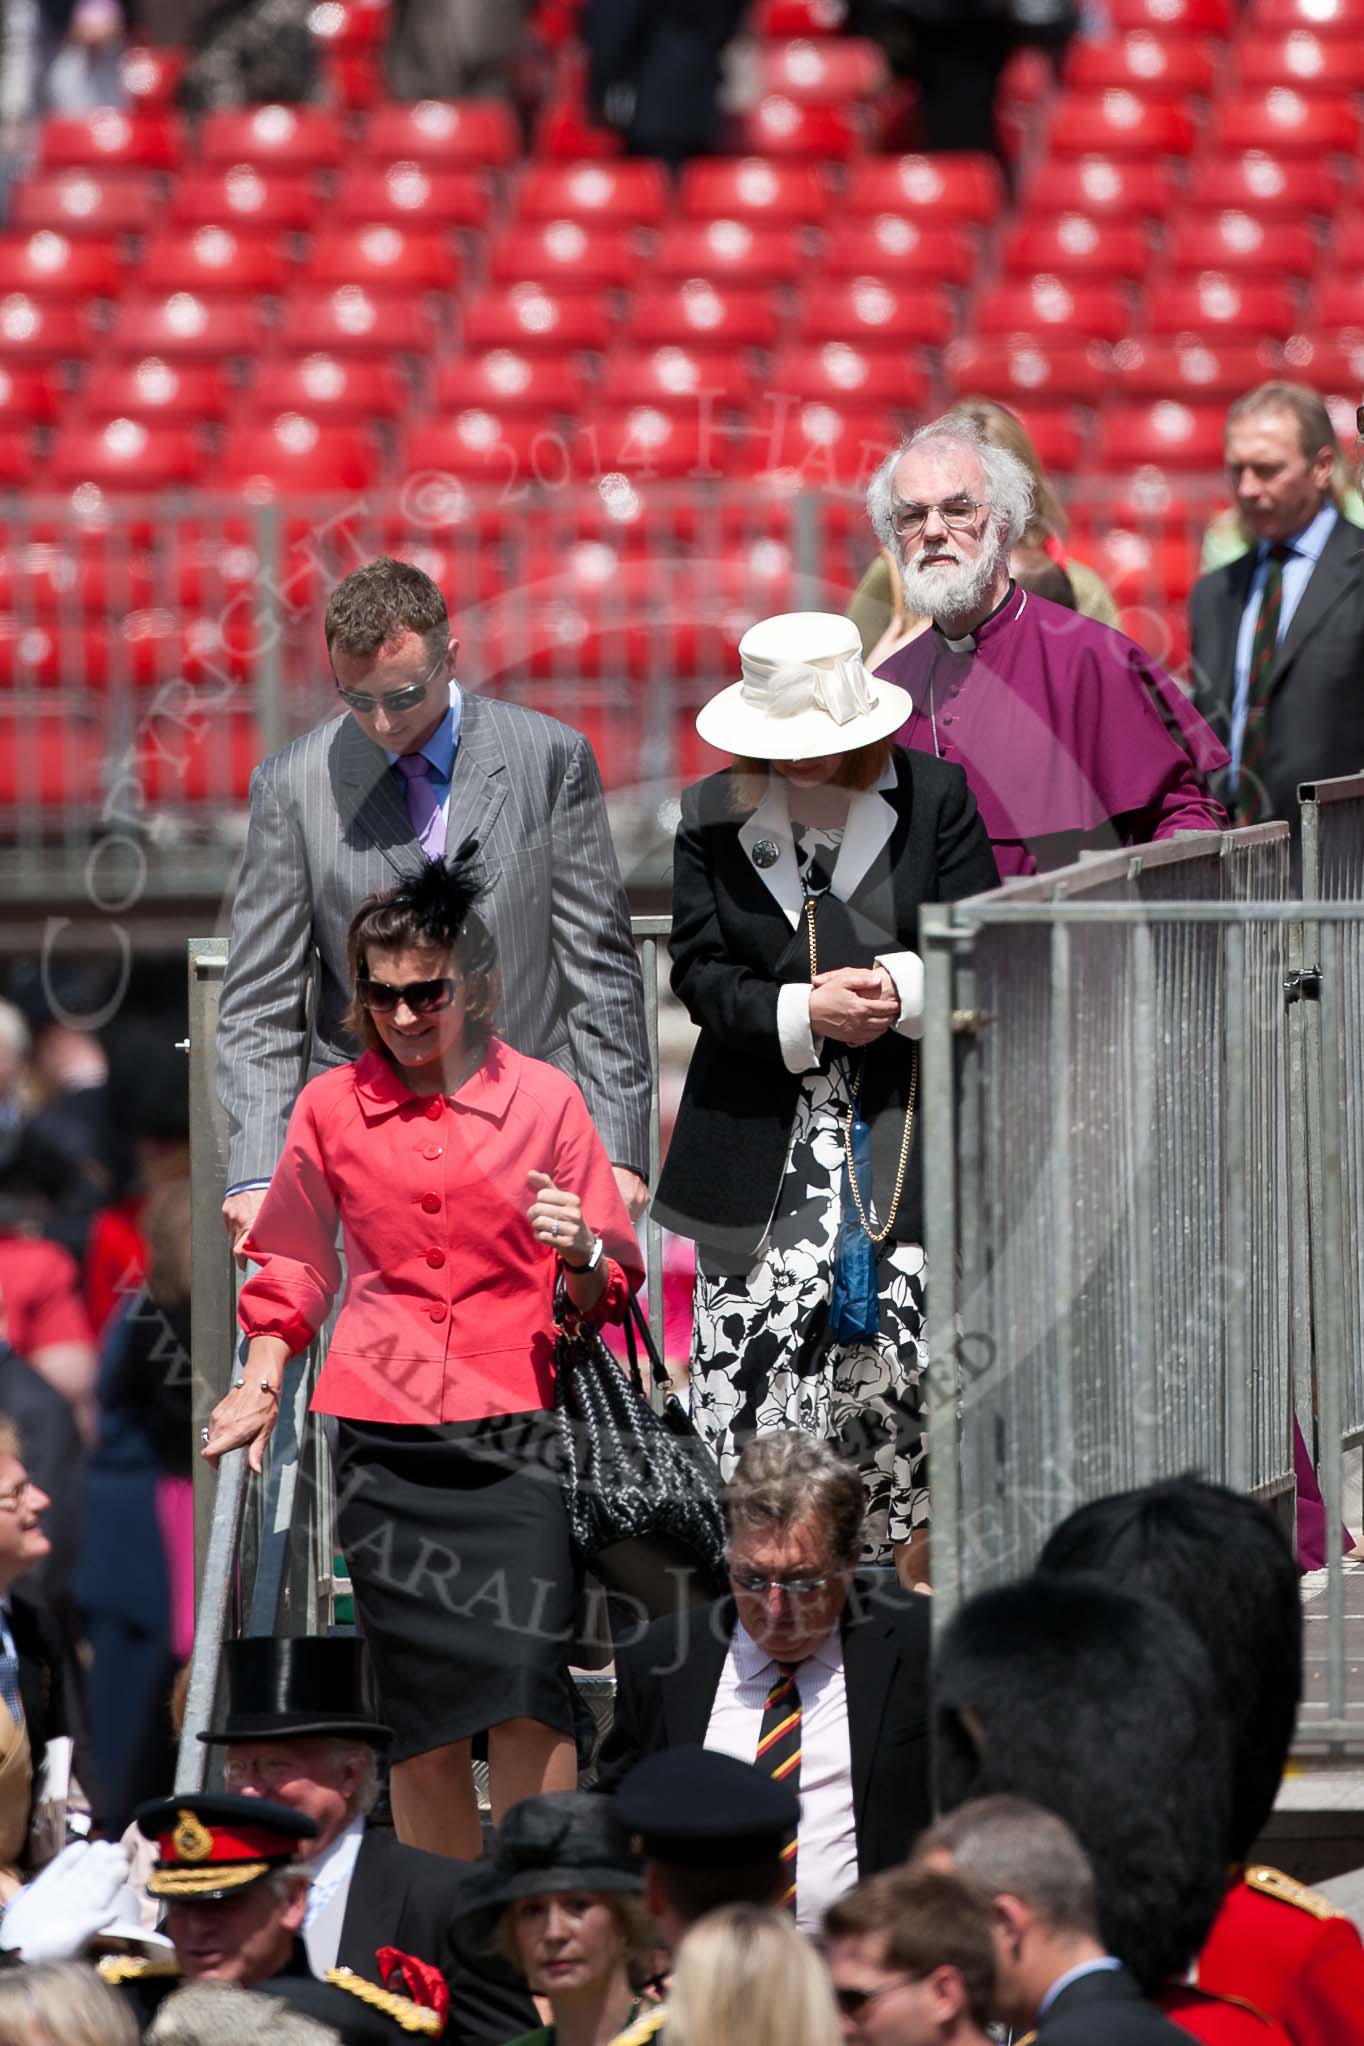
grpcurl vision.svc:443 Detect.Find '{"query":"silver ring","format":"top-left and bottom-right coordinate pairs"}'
top-left (200, 1427), bottom-right (210, 1444)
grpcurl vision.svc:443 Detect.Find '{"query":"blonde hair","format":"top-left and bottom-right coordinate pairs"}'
top-left (0, 1962), bottom-right (139, 2046)
top-left (666, 1906), bottom-right (841, 2046)
top-left (950, 396), bottom-right (1067, 544)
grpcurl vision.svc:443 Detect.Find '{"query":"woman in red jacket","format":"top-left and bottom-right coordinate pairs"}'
top-left (203, 858), bottom-right (642, 1860)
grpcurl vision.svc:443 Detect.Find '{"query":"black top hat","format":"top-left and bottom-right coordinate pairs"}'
top-left (135, 1792), bottom-right (317, 1901)
top-left (199, 1637), bottom-right (391, 1747)
top-left (454, 1793), bottom-right (643, 1951)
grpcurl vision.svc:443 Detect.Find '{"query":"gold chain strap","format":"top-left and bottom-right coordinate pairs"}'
top-left (803, 895), bottom-right (918, 1246)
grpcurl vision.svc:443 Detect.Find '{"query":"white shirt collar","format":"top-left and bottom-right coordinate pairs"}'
top-left (304, 1812), bottom-right (366, 1924)
top-left (730, 1617), bottom-right (843, 1681)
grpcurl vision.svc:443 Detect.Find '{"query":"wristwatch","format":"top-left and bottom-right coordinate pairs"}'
top-left (563, 1234), bottom-right (605, 1274)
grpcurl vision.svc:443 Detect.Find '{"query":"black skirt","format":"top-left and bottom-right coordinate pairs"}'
top-left (334, 1410), bottom-right (580, 1761)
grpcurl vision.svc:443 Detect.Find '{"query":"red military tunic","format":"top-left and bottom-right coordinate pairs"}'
top-left (1195, 1866), bottom-right (1364, 2046)
top-left (1160, 1983), bottom-right (1294, 2043)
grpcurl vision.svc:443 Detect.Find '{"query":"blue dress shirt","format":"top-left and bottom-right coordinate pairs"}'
top-left (1230, 503), bottom-right (1338, 785)
top-left (384, 683), bottom-right (463, 834)
top-left (1037, 1955), bottom-right (1124, 2017)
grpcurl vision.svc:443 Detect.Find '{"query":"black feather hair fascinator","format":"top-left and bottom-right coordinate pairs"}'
top-left (388, 841), bottom-right (486, 951)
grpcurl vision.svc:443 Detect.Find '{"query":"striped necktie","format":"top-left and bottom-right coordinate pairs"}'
top-left (757, 1660), bottom-right (801, 1911)
top-left (1236, 541), bottom-right (1292, 821)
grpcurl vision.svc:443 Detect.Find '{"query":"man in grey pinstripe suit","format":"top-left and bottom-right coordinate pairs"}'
top-left (218, 557), bottom-right (650, 1251)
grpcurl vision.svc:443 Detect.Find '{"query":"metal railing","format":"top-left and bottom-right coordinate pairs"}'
top-left (177, 915), bottom-right (673, 1788)
top-left (921, 810), bottom-right (1364, 1745)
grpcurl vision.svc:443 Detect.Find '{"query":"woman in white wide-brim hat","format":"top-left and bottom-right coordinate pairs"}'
top-left (652, 613), bottom-right (998, 1587)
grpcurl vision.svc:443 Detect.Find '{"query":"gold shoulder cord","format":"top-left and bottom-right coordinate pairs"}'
top-left (1244, 1865), bottom-right (1348, 1922)
top-left (804, 895), bottom-right (917, 1246)
top-left (325, 1967), bottom-right (444, 2035)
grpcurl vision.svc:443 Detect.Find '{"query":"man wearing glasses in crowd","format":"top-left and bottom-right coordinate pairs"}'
top-left (596, 1431), bottom-right (932, 1936)
top-left (218, 555), bottom-right (650, 1257)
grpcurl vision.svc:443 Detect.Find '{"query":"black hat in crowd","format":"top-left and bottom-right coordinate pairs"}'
top-left (134, 1792), bottom-right (317, 1902)
top-left (612, 1746), bottom-right (798, 1867)
top-left (455, 1792), bottom-right (644, 1949)
top-left (199, 1636), bottom-right (391, 1747)
top-left (933, 1571), bottom-right (1231, 1995)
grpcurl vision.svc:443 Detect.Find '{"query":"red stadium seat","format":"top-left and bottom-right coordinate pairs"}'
top-left (999, 216), bottom-right (1151, 283)
top-left (119, 45), bottom-right (185, 107)
top-left (137, 712), bottom-right (260, 806)
top-left (795, 276), bottom-right (954, 349)
top-left (1211, 90), bottom-right (1359, 155)
top-left (739, 97), bottom-right (861, 159)
top-left (37, 110), bottom-right (180, 171)
top-left (405, 411), bottom-right (555, 485)
top-left (579, 408), bottom-right (730, 480)
top-left (1011, 410), bottom-right (1085, 473)
top-left (49, 418), bottom-right (201, 492)
top-left (753, 0), bottom-right (851, 29)
top-left (1022, 157), bottom-right (1177, 221)
top-left (1064, 34), bottom-right (1218, 95)
top-left (199, 106), bottom-right (344, 172)
top-left (171, 165), bottom-right (320, 231)
top-left (816, 218), bottom-right (975, 288)
top-left (1093, 400), bottom-right (1226, 471)
top-left (0, 431), bottom-right (35, 488)
top-left (306, 224), bottom-right (460, 294)
top-left (78, 360), bottom-right (231, 425)
top-left (107, 291), bottom-right (264, 360)
top-left (513, 162), bottom-right (668, 227)
top-left (139, 227), bottom-right (290, 297)
top-left (0, 366), bottom-right (59, 427)
top-left (1075, 526), bottom-right (1200, 606)
top-left (942, 336), bottom-right (1110, 406)
top-left (529, 98), bottom-right (621, 163)
top-left (1108, 337), bottom-right (1278, 401)
top-left (239, 356), bottom-right (407, 425)
top-left (307, 0), bottom-right (389, 50)
top-left (333, 164), bottom-right (490, 229)
top-left (434, 352), bottom-right (587, 414)
top-left (1311, 279), bottom-right (1364, 332)
top-left (679, 158), bottom-right (832, 226)
top-left (1280, 331), bottom-right (1364, 396)
top-left (1164, 212), bottom-right (1317, 279)
top-left (732, 401), bottom-right (895, 486)
top-left (489, 221), bottom-right (634, 293)
top-left (0, 231), bottom-right (118, 300)
top-left (0, 713), bottom-right (104, 809)
top-left (598, 346), bottom-right (757, 413)
top-left (0, 294), bottom-right (85, 363)
top-left (1106, 0), bottom-right (1232, 27)
top-left (275, 286), bottom-right (438, 356)
top-left (756, 38), bottom-right (888, 103)
top-left (625, 281), bottom-right (781, 351)
top-left (323, 51), bottom-right (384, 109)
top-left (769, 343), bottom-right (931, 411)
top-left (362, 100), bottom-right (518, 168)
top-left (843, 153), bottom-right (1004, 226)
top-left (1325, 210), bottom-right (1364, 272)
top-left (1184, 152), bottom-right (1344, 218)
top-left (1234, 29), bottom-right (1364, 92)
top-left (461, 284), bottom-right (613, 354)
top-left (655, 219), bottom-right (805, 288)
top-left (216, 416), bottom-right (378, 496)
top-left (9, 171), bottom-right (157, 238)
top-left (1048, 93), bottom-right (1196, 156)
top-left (1143, 275), bottom-right (1298, 341)
top-left (1252, 0), bottom-right (1364, 29)
top-left (973, 277), bottom-right (1132, 344)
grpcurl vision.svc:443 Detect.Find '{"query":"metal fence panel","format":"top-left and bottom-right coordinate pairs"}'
top-left (926, 828), bottom-right (1296, 1600)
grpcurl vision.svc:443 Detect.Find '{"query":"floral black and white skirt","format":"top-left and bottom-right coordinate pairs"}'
top-left (689, 1054), bottom-right (929, 1565)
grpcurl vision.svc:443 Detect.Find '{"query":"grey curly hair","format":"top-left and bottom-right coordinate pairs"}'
top-left (866, 416), bottom-right (1036, 556)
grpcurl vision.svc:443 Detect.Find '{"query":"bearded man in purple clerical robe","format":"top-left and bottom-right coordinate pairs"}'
top-left (868, 417), bottom-right (1228, 878)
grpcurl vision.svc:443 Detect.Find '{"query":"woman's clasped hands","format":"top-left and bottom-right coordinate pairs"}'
top-left (809, 964), bottom-right (900, 1047)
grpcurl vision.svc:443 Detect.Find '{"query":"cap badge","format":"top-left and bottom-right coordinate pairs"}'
top-left (173, 1810), bottom-right (215, 1863)
top-left (752, 839), bottom-right (779, 869)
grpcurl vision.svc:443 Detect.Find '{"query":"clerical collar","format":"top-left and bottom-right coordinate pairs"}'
top-left (933, 581), bottom-right (1026, 655)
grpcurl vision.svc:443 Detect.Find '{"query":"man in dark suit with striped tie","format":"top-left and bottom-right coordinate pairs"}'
top-left (217, 555), bottom-right (651, 1256)
top-left (1189, 382), bottom-right (1364, 831)
top-left (595, 1431), bottom-right (933, 1936)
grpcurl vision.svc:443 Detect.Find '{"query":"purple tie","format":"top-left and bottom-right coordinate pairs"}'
top-left (397, 753), bottom-right (445, 859)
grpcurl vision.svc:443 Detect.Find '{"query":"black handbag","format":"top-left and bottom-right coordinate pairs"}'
top-left (553, 1288), bottom-right (729, 1621)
